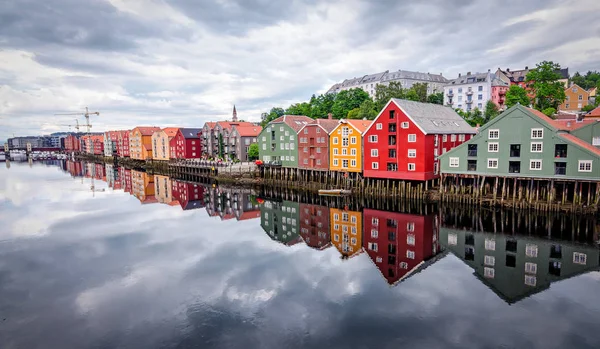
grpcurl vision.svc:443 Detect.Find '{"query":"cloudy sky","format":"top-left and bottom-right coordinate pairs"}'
top-left (1, 0), bottom-right (599, 142)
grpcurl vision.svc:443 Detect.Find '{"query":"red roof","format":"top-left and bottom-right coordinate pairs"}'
top-left (306, 119), bottom-right (339, 133)
top-left (133, 126), bottom-right (161, 136)
top-left (345, 119), bottom-right (373, 134)
top-left (238, 211), bottom-right (261, 220)
top-left (271, 115), bottom-right (314, 132)
top-left (162, 127), bottom-right (179, 138)
top-left (559, 133), bottom-right (600, 156)
top-left (524, 107), bottom-right (595, 131)
top-left (233, 125), bottom-right (262, 137)
top-left (216, 121), bottom-right (254, 131)
top-left (587, 106), bottom-right (600, 117)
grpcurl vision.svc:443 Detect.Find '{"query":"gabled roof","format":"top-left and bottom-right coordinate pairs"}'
top-left (204, 122), bottom-right (217, 130)
top-left (390, 98), bottom-right (476, 135)
top-left (270, 115), bottom-right (314, 132)
top-left (133, 127), bottom-right (161, 136)
top-left (523, 107), bottom-right (596, 132)
top-left (179, 128), bottom-right (203, 139)
top-left (161, 127), bottom-right (179, 138)
top-left (587, 106), bottom-right (600, 117)
top-left (233, 125), bottom-right (262, 137)
top-left (342, 119), bottom-right (372, 134)
top-left (305, 118), bottom-right (339, 134)
top-left (237, 211), bottom-right (261, 220)
top-left (215, 121), bottom-right (254, 131)
top-left (559, 133), bottom-right (600, 156)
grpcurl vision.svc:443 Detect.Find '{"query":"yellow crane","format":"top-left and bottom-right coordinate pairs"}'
top-left (54, 107), bottom-right (99, 133)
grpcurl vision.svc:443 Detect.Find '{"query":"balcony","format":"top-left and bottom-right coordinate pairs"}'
top-left (466, 90), bottom-right (473, 95)
top-left (510, 145), bottom-right (520, 158)
top-left (447, 91), bottom-right (454, 97)
top-left (465, 99), bottom-right (473, 104)
top-left (509, 161), bottom-right (520, 174)
top-left (498, 90), bottom-right (506, 96)
top-left (467, 160), bottom-right (477, 171)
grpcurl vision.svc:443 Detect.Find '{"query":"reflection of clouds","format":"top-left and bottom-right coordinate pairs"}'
top-left (2, 163), bottom-right (600, 348)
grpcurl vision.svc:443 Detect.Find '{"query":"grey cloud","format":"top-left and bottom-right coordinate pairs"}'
top-left (0, 0), bottom-right (160, 51)
top-left (168, 0), bottom-right (323, 35)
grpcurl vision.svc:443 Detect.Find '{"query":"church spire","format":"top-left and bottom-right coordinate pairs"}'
top-left (232, 105), bottom-right (238, 121)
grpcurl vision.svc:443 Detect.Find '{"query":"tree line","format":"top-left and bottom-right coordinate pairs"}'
top-left (261, 82), bottom-right (444, 126)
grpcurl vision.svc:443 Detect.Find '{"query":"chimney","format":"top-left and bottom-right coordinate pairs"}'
top-left (327, 113), bottom-right (333, 120)
top-left (576, 113), bottom-right (584, 123)
top-left (525, 66), bottom-right (529, 70)
top-left (459, 73), bottom-right (462, 77)
top-left (506, 68), bottom-right (510, 72)
top-left (467, 72), bottom-right (471, 75)
top-left (488, 69), bottom-right (491, 73)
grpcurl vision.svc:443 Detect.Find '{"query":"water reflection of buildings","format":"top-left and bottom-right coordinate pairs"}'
top-left (299, 204), bottom-right (331, 250)
top-left (66, 160), bottom-right (84, 178)
top-left (172, 179), bottom-right (204, 210)
top-left (363, 209), bottom-right (443, 285)
top-left (440, 207), bottom-right (600, 304)
top-left (260, 199), bottom-right (303, 246)
top-left (203, 186), bottom-right (260, 220)
top-left (131, 170), bottom-right (157, 204)
top-left (106, 164), bottom-right (121, 190)
top-left (330, 208), bottom-right (363, 259)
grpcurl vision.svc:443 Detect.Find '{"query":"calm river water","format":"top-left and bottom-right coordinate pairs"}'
top-left (1, 160), bottom-right (600, 349)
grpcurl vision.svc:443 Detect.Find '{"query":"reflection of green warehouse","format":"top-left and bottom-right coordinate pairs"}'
top-left (439, 105), bottom-right (600, 180)
top-left (257, 115), bottom-right (312, 168)
top-left (439, 228), bottom-right (600, 304)
top-left (260, 199), bottom-right (302, 246)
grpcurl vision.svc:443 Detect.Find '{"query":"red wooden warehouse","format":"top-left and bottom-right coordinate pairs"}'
top-left (363, 209), bottom-right (442, 286)
top-left (172, 128), bottom-right (203, 159)
top-left (116, 130), bottom-right (130, 157)
top-left (363, 99), bottom-right (476, 181)
top-left (297, 117), bottom-right (338, 171)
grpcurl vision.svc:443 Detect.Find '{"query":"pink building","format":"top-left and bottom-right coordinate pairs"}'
top-left (491, 78), bottom-right (509, 110)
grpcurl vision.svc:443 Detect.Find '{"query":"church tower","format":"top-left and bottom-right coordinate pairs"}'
top-left (232, 105), bottom-right (238, 122)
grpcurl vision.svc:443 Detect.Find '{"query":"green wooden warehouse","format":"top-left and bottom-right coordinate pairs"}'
top-left (257, 115), bottom-right (313, 168)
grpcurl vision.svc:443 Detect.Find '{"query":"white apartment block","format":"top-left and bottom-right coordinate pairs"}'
top-left (327, 69), bottom-right (448, 98)
top-left (444, 72), bottom-right (499, 112)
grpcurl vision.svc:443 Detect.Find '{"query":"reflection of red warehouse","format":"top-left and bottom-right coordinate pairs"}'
top-left (66, 160), bottom-right (83, 177)
top-left (299, 203), bottom-right (331, 250)
top-left (122, 168), bottom-right (133, 194)
top-left (363, 209), bottom-right (441, 285)
top-left (94, 163), bottom-right (106, 181)
top-left (171, 180), bottom-right (205, 210)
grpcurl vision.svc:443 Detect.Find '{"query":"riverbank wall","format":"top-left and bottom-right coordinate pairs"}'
top-left (74, 153), bottom-right (600, 215)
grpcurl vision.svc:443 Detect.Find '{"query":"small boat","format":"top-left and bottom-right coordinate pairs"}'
top-left (319, 189), bottom-right (352, 196)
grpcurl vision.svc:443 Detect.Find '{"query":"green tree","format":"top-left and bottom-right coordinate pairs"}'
top-left (404, 89), bottom-right (420, 102)
top-left (526, 61), bottom-right (566, 111)
top-left (247, 143), bottom-right (259, 160)
top-left (260, 107), bottom-right (284, 126)
top-left (582, 104), bottom-right (596, 113)
top-left (374, 81), bottom-right (405, 110)
top-left (484, 100), bottom-right (500, 122)
top-left (286, 102), bottom-right (311, 116)
top-left (505, 85), bottom-right (530, 108)
top-left (331, 88), bottom-right (372, 119)
top-left (427, 92), bottom-right (444, 105)
top-left (309, 93), bottom-right (336, 118)
top-left (347, 99), bottom-right (378, 119)
top-left (410, 83), bottom-right (428, 103)
top-left (542, 107), bottom-right (556, 117)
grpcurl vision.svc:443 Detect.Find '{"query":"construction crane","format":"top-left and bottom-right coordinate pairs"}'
top-left (54, 107), bottom-right (99, 133)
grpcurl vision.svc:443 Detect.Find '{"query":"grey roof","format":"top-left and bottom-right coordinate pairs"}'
top-left (179, 128), bottom-right (203, 139)
top-left (391, 99), bottom-right (476, 134)
top-left (381, 70), bottom-right (448, 83)
top-left (446, 72), bottom-right (492, 86)
top-left (328, 69), bottom-right (448, 93)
